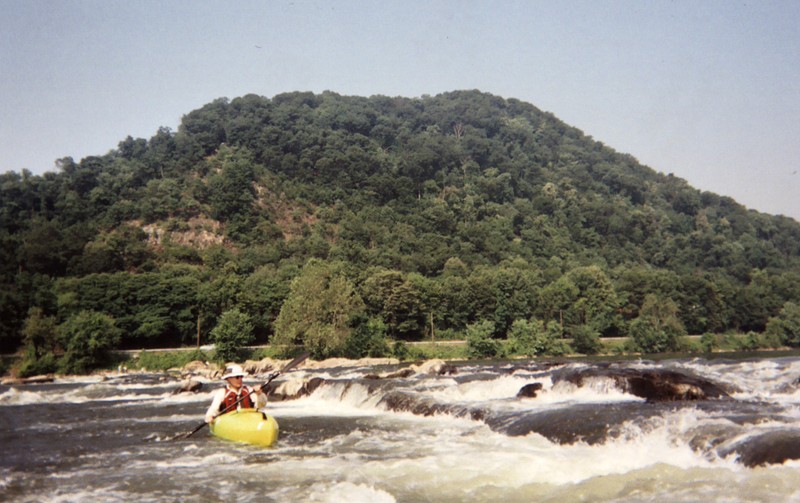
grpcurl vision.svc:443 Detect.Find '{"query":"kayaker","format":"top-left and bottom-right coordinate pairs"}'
top-left (204, 364), bottom-right (268, 423)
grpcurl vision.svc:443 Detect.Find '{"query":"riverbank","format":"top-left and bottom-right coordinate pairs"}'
top-left (3, 333), bottom-right (796, 381)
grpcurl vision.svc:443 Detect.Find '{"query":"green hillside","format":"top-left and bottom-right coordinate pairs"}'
top-left (2, 90), bottom-right (799, 369)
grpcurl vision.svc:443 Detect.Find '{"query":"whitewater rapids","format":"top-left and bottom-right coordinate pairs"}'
top-left (2, 355), bottom-right (800, 502)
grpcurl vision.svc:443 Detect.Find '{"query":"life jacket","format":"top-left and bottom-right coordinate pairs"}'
top-left (219, 386), bottom-right (254, 414)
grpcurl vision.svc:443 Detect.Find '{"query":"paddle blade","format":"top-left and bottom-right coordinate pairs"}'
top-left (281, 351), bottom-right (310, 373)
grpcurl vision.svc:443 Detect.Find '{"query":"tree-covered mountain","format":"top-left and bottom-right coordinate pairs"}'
top-left (2, 90), bottom-right (799, 363)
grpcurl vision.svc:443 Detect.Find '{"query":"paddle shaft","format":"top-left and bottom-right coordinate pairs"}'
top-left (178, 352), bottom-right (309, 439)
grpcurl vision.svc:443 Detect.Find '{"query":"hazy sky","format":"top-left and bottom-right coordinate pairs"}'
top-left (2, 0), bottom-right (799, 220)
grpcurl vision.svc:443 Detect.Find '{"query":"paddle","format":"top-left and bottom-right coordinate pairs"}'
top-left (176, 351), bottom-right (310, 440)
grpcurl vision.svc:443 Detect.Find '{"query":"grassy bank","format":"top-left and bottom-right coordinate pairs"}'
top-left (2, 332), bottom-right (792, 377)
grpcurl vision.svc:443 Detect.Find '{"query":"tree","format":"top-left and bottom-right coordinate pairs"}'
top-left (629, 294), bottom-right (685, 353)
top-left (18, 307), bottom-right (59, 377)
top-left (210, 308), bottom-right (255, 362)
top-left (272, 259), bottom-right (365, 358)
top-left (569, 324), bottom-right (602, 355)
top-left (507, 318), bottom-right (550, 357)
top-left (765, 302), bottom-right (800, 347)
top-left (59, 310), bottom-right (121, 374)
top-left (21, 307), bottom-right (58, 358)
top-left (466, 320), bottom-right (501, 358)
top-left (205, 148), bottom-right (256, 221)
top-left (563, 266), bottom-right (620, 335)
top-left (344, 313), bottom-right (389, 358)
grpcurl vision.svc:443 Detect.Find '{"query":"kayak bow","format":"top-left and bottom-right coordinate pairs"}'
top-left (209, 409), bottom-right (279, 447)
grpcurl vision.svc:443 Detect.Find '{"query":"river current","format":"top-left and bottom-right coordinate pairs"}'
top-left (2, 355), bottom-right (800, 502)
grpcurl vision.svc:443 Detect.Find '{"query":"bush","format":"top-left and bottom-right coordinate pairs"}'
top-left (211, 309), bottom-right (255, 362)
top-left (392, 341), bottom-right (410, 361)
top-left (344, 314), bottom-right (389, 358)
top-left (629, 295), bottom-right (685, 354)
top-left (59, 310), bottom-right (122, 374)
top-left (700, 333), bottom-right (718, 352)
top-left (507, 319), bottom-right (549, 357)
top-left (765, 302), bottom-right (800, 347)
top-left (18, 352), bottom-right (58, 377)
top-left (569, 325), bottom-right (602, 355)
top-left (466, 321), bottom-right (501, 358)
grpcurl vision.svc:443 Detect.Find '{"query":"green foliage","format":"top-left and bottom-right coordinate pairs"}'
top-left (569, 324), bottom-right (603, 355)
top-left (21, 307), bottom-right (58, 358)
top-left (700, 333), bottom-right (718, 352)
top-left (131, 349), bottom-right (209, 371)
top-left (18, 352), bottom-right (58, 378)
top-left (344, 313), bottom-right (389, 358)
top-left (2, 90), bottom-right (800, 361)
top-left (507, 318), bottom-right (550, 357)
top-left (59, 310), bottom-right (122, 374)
top-left (405, 342), bottom-right (469, 361)
top-left (765, 302), bottom-right (800, 347)
top-left (466, 320), bottom-right (501, 358)
top-left (392, 341), bottom-right (411, 361)
top-left (629, 295), bottom-right (686, 353)
top-left (272, 259), bottom-right (365, 358)
top-left (17, 307), bottom-right (60, 377)
top-left (210, 308), bottom-right (255, 362)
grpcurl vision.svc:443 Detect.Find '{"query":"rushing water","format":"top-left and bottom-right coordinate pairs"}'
top-left (2, 355), bottom-right (800, 502)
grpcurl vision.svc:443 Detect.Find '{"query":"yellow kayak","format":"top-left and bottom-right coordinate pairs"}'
top-left (209, 409), bottom-right (279, 447)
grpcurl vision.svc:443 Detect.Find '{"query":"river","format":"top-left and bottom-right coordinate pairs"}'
top-left (2, 355), bottom-right (800, 502)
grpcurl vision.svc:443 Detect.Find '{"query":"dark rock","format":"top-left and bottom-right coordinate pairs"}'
top-left (305, 377), bottom-right (325, 394)
top-left (378, 390), bottom-right (487, 421)
top-left (720, 429), bottom-right (800, 467)
top-left (552, 366), bottom-right (731, 402)
top-left (384, 368), bottom-right (416, 379)
top-left (517, 382), bottom-right (543, 398)
top-left (487, 402), bottom-right (665, 445)
top-left (438, 364), bottom-right (458, 375)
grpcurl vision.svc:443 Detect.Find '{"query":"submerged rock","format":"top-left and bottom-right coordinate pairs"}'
top-left (720, 429), bottom-right (800, 467)
top-left (0, 374), bottom-right (54, 385)
top-left (174, 379), bottom-right (203, 394)
top-left (487, 402), bottom-right (665, 444)
top-left (377, 390), bottom-right (488, 421)
top-left (181, 360), bottom-right (220, 379)
top-left (267, 377), bottom-right (326, 401)
top-left (411, 359), bottom-right (458, 376)
top-left (365, 368), bottom-right (415, 379)
top-left (364, 359), bottom-right (457, 379)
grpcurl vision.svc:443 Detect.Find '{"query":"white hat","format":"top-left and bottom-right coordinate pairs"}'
top-left (221, 364), bottom-right (246, 380)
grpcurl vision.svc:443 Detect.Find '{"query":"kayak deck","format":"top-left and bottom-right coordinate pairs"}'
top-left (209, 409), bottom-right (279, 447)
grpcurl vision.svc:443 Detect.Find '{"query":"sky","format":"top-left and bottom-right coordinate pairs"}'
top-left (1, 0), bottom-right (799, 220)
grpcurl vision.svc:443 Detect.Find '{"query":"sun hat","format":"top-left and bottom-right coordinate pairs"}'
top-left (221, 364), bottom-right (246, 380)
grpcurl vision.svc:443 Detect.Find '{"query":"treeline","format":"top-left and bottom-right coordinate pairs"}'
top-left (2, 90), bottom-right (800, 372)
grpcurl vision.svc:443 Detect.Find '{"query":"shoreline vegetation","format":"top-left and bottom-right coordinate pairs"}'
top-left (3, 334), bottom-right (799, 383)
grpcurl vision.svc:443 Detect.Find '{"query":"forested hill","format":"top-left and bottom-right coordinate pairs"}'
top-left (2, 90), bottom-right (800, 357)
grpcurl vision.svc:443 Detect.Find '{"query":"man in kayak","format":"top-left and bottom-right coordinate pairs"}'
top-left (204, 364), bottom-right (268, 423)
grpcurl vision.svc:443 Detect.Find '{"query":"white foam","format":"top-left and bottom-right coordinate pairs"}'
top-left (307, 481), bottom-right (396, 503)
top-left (0, 387), bottom-right (44, 405)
